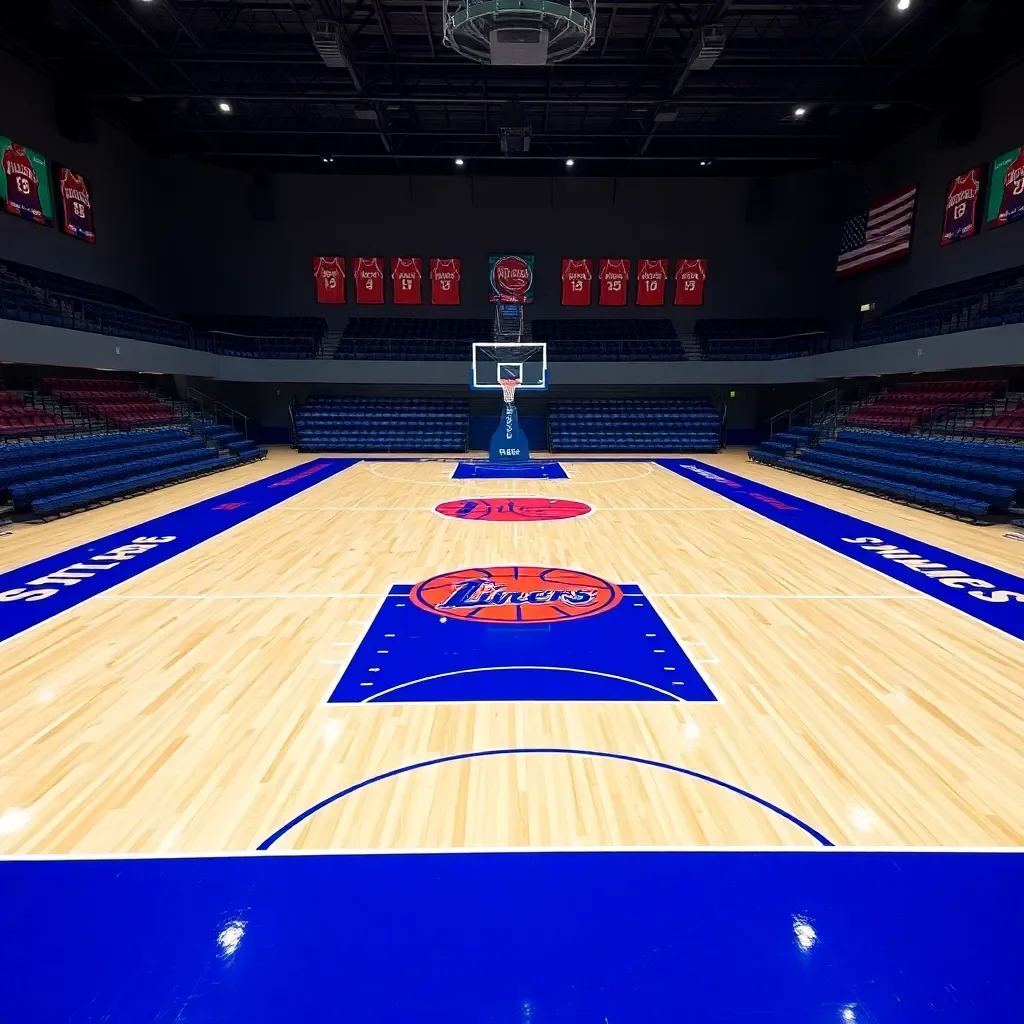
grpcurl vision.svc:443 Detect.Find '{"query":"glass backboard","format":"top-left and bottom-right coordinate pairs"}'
top-left (471, 342), bottom-right (548, 390)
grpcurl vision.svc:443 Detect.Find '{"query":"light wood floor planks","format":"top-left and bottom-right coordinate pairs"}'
top-left (0, 449), bottom-right (1021, 854)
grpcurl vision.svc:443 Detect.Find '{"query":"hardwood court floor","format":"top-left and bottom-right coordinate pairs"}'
top-left (0, 449), bottom-right (1021, 855)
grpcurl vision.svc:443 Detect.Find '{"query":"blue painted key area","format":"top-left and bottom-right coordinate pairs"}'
top-left (1, 850), bottom-right (1020, 1022)
top-left (452, 460), bottom-right (568, 479)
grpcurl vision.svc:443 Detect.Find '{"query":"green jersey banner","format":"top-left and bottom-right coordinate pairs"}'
top-left (0, 137), bottom-right (53, 226)
top-left (986, 146), bottom-right (1024, 229)
top-left (489, 253), bottom-right (535, 304)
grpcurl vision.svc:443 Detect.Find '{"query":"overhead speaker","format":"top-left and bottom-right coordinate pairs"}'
top-left (937, 97), bottom-right (982, 149)
top-left (55, 84), bottom-right (97, 144)
top-left (248, 173), bottom-right (275, 222)
top-left (745, 177), bottom-right (775, 225)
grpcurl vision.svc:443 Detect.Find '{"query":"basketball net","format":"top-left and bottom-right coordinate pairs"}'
top-left (500, 379), bottom-right (520, 405)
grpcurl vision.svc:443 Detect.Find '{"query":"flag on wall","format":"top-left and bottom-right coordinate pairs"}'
top-left (835, 185), bottom-right (918, 276)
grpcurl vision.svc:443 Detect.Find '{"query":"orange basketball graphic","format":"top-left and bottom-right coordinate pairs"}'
top-left (410, 566), bottom-right (623, 623)
top-left (435, 498), bottom-right (591, 523)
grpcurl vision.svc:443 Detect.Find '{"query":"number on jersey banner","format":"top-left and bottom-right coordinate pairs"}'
top-left (561, 258), bottom-right (593, 306)
top-left (313, 256), bottom-right (346, 304)
top-left (430, 258), bottom-right (461, 305)
top-left (56, 166), bottom-right (95, 243)
top-left (598, 259), bottom-right (630, 306)
top-left (0, 137), bottom-right (53, 226)
top-left (636, 259), bottom-right (668, 306)
top-left (353, 257), bottom-right (385, 304)
top-left (391, 257), bottom-right (423, 305)
top-left (674, 259), bottom-right (707, 306)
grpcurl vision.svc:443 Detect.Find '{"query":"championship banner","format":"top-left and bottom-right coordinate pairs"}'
top-left (986, 147), bottom-right (1024, 229)
top-left (0, 137), bottom-right (53, 226)
top-left (940, 168), bottom-right (983, 245)
top-left (55, 165), bottom-right (95, 243)
top-left (489, 253), bottom-right (534, 304)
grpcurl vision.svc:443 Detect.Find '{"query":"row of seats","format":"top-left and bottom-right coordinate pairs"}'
top-left (294, 397), bottom-right (470, 453)
top-left (749, 428), bottom-right (1024, 519)
top-left (694, 319), bottom-right (829, 361)
top-left (342, 318), bottom-right (490, 340)
top-left (0, 389), bottom-right (65, 437)
top-left (847, 383), bottom-right (997, 431)
top-left (549, 399), bottom-right (721, 453)
top-left (533, 319), bottom-right (678, 342)
top-left (972, 404), bottom-right (1024, 438)
top-left (0, 427), bottom-right (245, 516)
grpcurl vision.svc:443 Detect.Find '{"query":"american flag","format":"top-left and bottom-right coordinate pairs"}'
top-left (836, 185), bottom-right (918, 276)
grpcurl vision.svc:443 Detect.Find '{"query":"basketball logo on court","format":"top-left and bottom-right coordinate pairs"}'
top-left (434, 498), bottom-right (591, 523)
top-left (410, 566), bottom-right (622, 623)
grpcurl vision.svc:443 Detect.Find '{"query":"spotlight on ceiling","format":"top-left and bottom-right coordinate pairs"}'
top-left (794, 106), bottom-right (807, 118)
top-left (565, 157), bottom-right (575, 167)
top-left (454, 157), bottom-right (465, 166)
top-left (217, 100), bottom-right (232, 114)
top-left (321, 156), bottom-right (334, 164)
top-left (699, 159), bottom-right (711, 167)
top-left (896, 0), bottom-right (910, 9)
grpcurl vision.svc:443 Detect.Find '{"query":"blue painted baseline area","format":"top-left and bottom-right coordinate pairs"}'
top-left (259, 747), bottom-right (829, 849)
top-left (661, 459), bottom-right (1024, 643)
top-left (1, 850), bottom-right (1020, 1023)
top-left (328, 583), bottom-right (716, 702)
top-left (0, 459), bottom-right (356, 644)
top-left (452, 460), bottom-right (568, 479)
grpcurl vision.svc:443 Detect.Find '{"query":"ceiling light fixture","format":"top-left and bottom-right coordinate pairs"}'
top-left (565, 157), bottom-right (575, 167)
top-left (217, 100), bottom-right (232, 114)
top-left (454, 157), bottom-right (465, 166)
top-left (794, 106), bottom-right (807, 118)
top-left (700, 159), bottom-right (711, 167)
top-left (896, 0), bottom-right (910, 9)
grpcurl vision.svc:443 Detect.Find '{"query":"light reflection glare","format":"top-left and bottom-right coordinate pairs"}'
top-left (217, 920), bottom-right (246, 956)
top-left (0, 808), bottom-right (30, 834)
top-left (793, 915), bottom-right (817, 951)
top-left (842, 1005), bottom-right (856, 1022)
top-left (850, 806), bottom-right (874, 832)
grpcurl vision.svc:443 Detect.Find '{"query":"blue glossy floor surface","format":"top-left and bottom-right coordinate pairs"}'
top-left (3, 851), bottom-right (1020, 1022)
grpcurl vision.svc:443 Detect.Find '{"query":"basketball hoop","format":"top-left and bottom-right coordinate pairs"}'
top-left (500, 379), bottom-right (520, 404)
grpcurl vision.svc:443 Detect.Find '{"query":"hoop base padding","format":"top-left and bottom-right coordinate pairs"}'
top-left (489, 393), bottom-right (530, 463)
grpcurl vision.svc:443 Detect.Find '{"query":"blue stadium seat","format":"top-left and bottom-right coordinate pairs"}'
top-left (549, 399), bottom-right (721, 453)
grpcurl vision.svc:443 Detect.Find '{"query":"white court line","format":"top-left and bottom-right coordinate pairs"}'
top-left (652, 593), bottom-right (930, 601)
top-left (318, 592), bottom-right (390, 704)
top-left (92, 592), bottom-right (929, 601)
top-left (94, 593), bottom-right (391, 600)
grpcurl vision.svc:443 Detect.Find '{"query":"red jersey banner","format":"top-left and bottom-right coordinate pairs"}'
top-left (561, 259), bottom-right (592, 306)
top-left (598, 259), bottom-right (630, 306)
top-left (313, 256), bottom-right (346, 304)
top-left (391, 257), bottom-right (423, 305)
top-left (636, 259), bottom-right (668, 305)
top-left (353, 257), bottom-right (385, 304)
top-left (56, 166), bottom-right (95, 243)
top-left (430, 258), bottom-right (461, 305)
top-left (941, 169), bottom-right (983, 246)
top-left (674, 259), bottom-right (707, 305)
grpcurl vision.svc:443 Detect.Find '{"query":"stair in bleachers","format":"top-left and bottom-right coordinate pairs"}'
top-left (749, 428), bottom-right (1024, 521)
top-left (549, 399), bottom-right (721, 453)
top-left (0, 427), bottom-right (246, 517)
top-left (294, 397), bottom-right (470, 452)
top-left (189, 420), bottom-right (267, 462)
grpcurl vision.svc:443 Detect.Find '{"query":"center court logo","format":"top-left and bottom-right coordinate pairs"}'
top-left (410, 566), bottom-right (622, 623)
top-left (434, 498), bottom-right (592, 523)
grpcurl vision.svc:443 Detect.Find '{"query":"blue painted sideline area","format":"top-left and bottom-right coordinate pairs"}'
top-left (0, 459), bottom-right (356, 644)
top-left (0, 850), bottom-right (1019, 1022)
top-left (660, 459), bottom-right (1024, 643)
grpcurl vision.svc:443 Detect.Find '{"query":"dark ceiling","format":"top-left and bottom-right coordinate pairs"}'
top-left (3, 0), bottom-right (1022, 175)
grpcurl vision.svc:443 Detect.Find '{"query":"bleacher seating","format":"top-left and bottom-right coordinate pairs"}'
top-left (0, 428), bottom-right (242, 516)
top-left (750, 428), bottom-right (1024, 519)
top-left (294, 397), bottom-right (469, 452)
top-left (846, 381), bottom-right (998, 431)
top-left (0, 389), bottom-right (65, 438)
top-left (532, 319), bottom-right (683, 360)
top-left (192, 315), bottom-right (328, 359)
top-left (857, 264), bottom-right (1024, 347)
top-left (334, 318), bottom-right (491, 360)
top-left (971, 404), bottom-right (1024, 438)
top-left (44, 377), bottom-right (176, 430)
top-left (695, 319), bottom-right (829, 360)
top-left (0, 258), bottom-right (194, 348)
top-left (549, 399), bottom-right (721, 452)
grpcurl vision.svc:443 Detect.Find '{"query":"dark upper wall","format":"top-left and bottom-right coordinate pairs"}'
top-left (836, 62), bottom-right (1024, 324)
top-left (0, 51), bottom-right (176, 313)
top-left (169, 163), bottom-right (841, 335)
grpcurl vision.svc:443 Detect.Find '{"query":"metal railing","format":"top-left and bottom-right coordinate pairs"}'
top-left (202, 330), bottom-right (324, 359)
top-left (187, 387), bottom-right (248, 440)
top-left (767, 388), bottom-right (839, 439)
top-left (699, 330), bottom-right (830, 361)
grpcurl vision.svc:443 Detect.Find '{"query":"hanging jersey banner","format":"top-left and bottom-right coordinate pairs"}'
top-left (940, 169), bottom-right (983, 246)
top-left (55, 166), bottom-right (95, 243)
top-left (561, 258), bottom-right (592, 306)
top-left (674, 259), bottom-right (707, 305)
top-left (353, 257), bottom-right (385, 304)
top-left (312, 256), bottom-right (346, 304)
top-left (598, 259), bottom-right (630, 306)
top-left (0, 138), bottom-right (52, 226)
top-left (430, 258), bottom-right (461, 305)
top-left (986, 148), bottom-right (1024, 229)
top-left (636, 259), bottom-right (668, 306)
top-left (489, 254), bottom-right (535, 304)
top-left (391, 257), bottom-right (423, 305)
